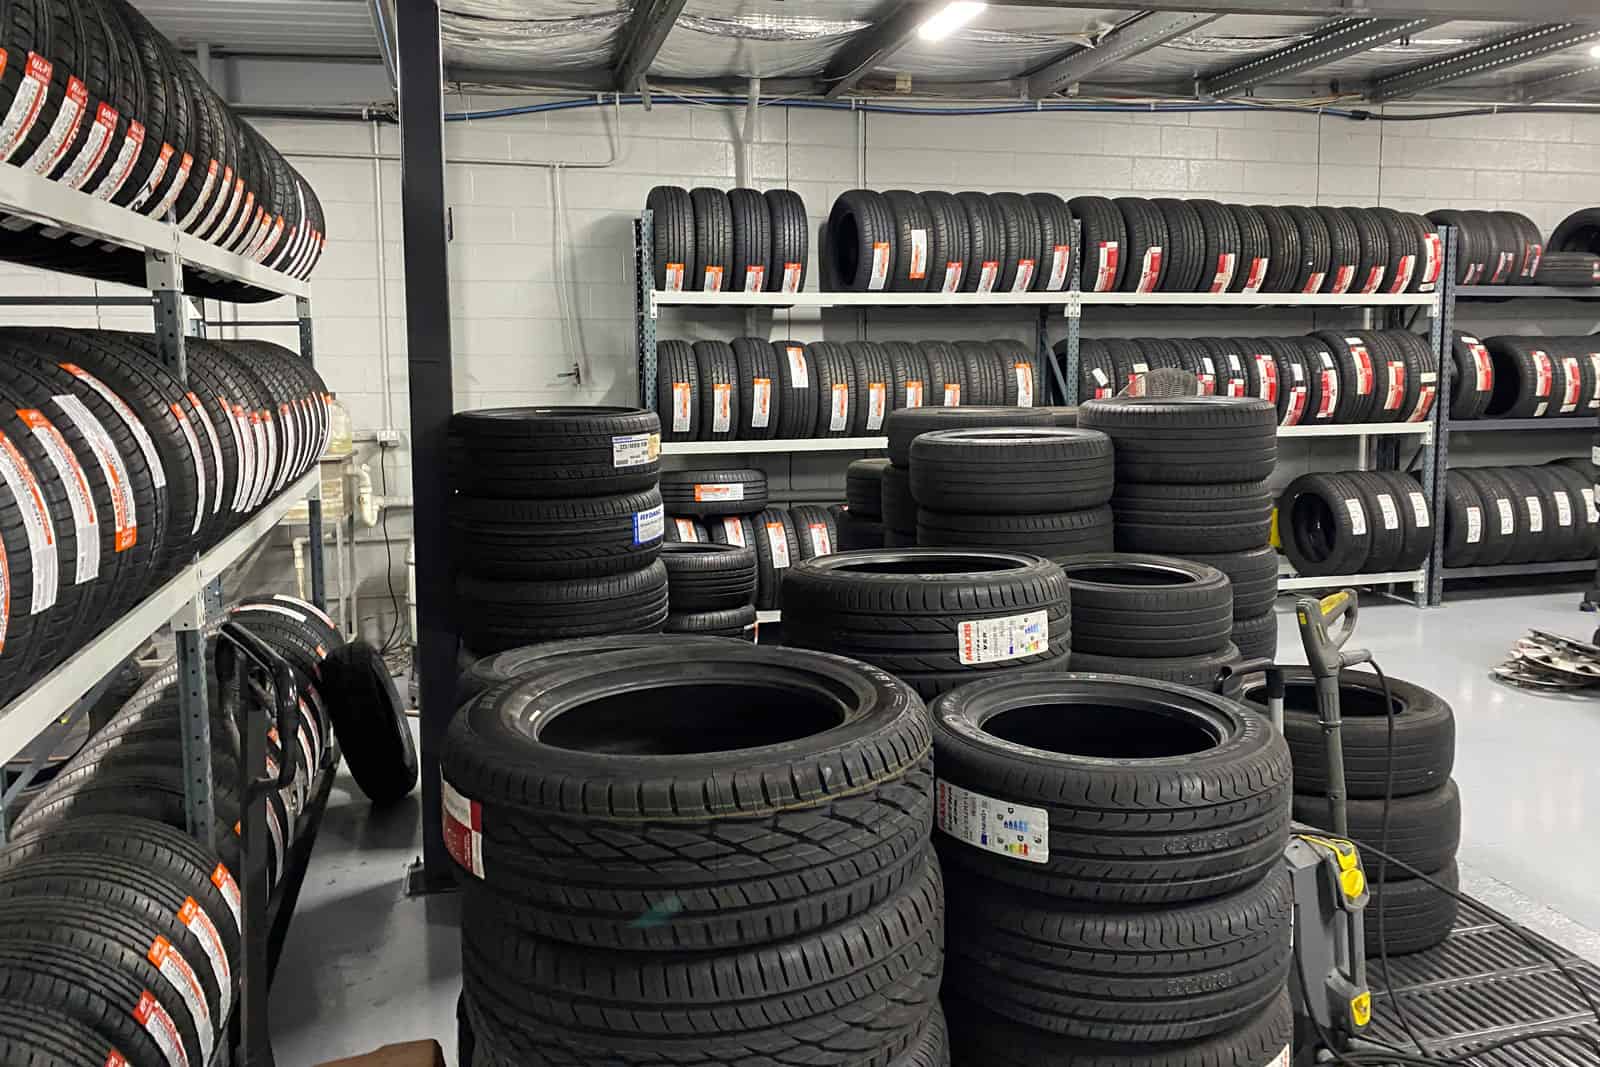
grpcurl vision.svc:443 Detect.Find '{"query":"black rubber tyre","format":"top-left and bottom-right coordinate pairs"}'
top-left (1498, 467), bottom-right (1549, 564)
top-left (992, 338), bottom-right (1043, 408)
top-left (1406, 212), bottom-right (1445, 293)
top-left (319, 640), bottom-right (417, 805)
top-left (440, 643), bottom-right (933, 951)
top-left (909, 428), bottom-right (1113, 514)
top-left (1252, 205), bottom-right (1302, 293)
top-left (727, 187), bottom-right (772, 293)
top-left (644, 187), bottom-right (693, 291)
top-left (942, 864), bottom-right (1292, 1044)
top-left (1062, 554), bottom-right (1232, 657)
top-left (1449, 332), bottom-right (1495, 421)
top-left (931, 673), bottom-right (1290, 903)
top-left (848, 458), bottom-right (891, 519)
top-left (1231, 610), bottom-right (1277, 662)
top-left (659, 468), bottom-right (767, 517)
top-left (1452, 469), bottom-right (1513, 567)
top-left (1263, 336), bottom-right (1312, 426)
top-left (1058, 643), bottom-right (1243, 690)
top-left (1113, 480), bottom-right (1272, 554)
top-left (1225, 203), bottom-right (1273, 294)
top-left (838, 510), bottom-right (885, 551)
top-left (1429, 208), bottom-right (1488, 285)
top-left (1367, 862), bottom-right (1459, 957)
top-left (847, 340), bottom-right (896, 435)
top-left (1541, 463), bottom-right (1596, 559)
top-left (663, 605), bottom-right (758, 639)
top-left (782, 549), bottom-right (1072, 699)
top-left (1534, 251), bottom-right (1600, 287)
top-left (1028, 193), bottom-right (1076, 292)
top-left (993, 192), bottom-right (1044, 293)
top-left (1241, 666), bottom-right (1453, 799)
top-left (1479, 209), bottom-right (1523, 284)
top-left (1312, 205), bottom-right (1362, 294)
top-left (449, 488), bottom-right (664, 580)
top-left (731, 336), bottom-right (780, 441)
top-left (458, 635), bottom-right (736, 705)
top-left (1310, 332), bottom-right (1379, 424)
top-left (949, 342), bottom-right (999, 404)
top-left (1186, 545), bottom-right (1278, 619)
top-left (885, 341), bottom-right (932, 411)
top-left (691, 339), bottom-right (739, 442)
top-left (661, 540), bottom-right (757, 611)
top-left (1114, 197), bottom-right (1168, 294)
top-left (881, 464), bottom-right (918, 537)
top-left (1194, 338), bottom-right (1250, 400)
top-left (455, 563), bottom-right (669, 654)
top-left (921, 190), bottom-right (971, 294)
top-left (919, 340), bottom-right (968, 408)
top-left (1369, 206), bottom-right (1420, 294)
top-left (825, 189), bottom-right (897, 292)
top-left (789, 503), bottom-right (841, 560)
top-left (1293, 779), bottom-right (1460, 876)
top-left (449, 407), bottom-right (661, 499)
top-left (1352, 331), bottom-right (1413, 425)
top-left (773, 340), bottom-right (818, 439)
top-left (753, 507), bottom-right (797, 611)
top-left (1282, 205), bottom-right (1332, 293)
top-left (1074, 339), bottom-right (1117, 401)
top-left (1345, 470), bottom-right (1405, 573)
top-left (956, 191), bottom-right (1004, 293)
top-left (1278, 472), bottom-right (1373, 577)
top-left (879, 189), bottom-right (933, 292)
top-left (1069, 196), bottom-right (1127, 293)
top-left (884, 404), bottom-right (1053, 467)
top-left (1343, 207), bottom-right (1390, 294)
top-left (764, 189), bottom-right (808, 293)
top-left (1152, 198), bottom-right (1206, 293)
top-left (917, 506), bottom-right (1114, 561)
top-left (688, 187), bottom-right (733, 292)
top-left (1189, 199), bottom-right (1243, 294)
top-left (1080, 397), bottom-right (1277, 484)
top-left (707, 514), bottom-right (758, 552)
top-left (1374, 470), bottom-right (1434, 570)
top-left (810, 341), bottom-right (859, 438)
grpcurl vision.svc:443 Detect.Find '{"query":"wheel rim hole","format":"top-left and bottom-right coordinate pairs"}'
top-left (832, 554), bottom-right (1026, 576)
top-left (1272, 680), bottom-right (1400, 718)
top-left (1072, 565), bottom-right (1191, 588)
top-left (539, 682), bottom-right (845, 755)
top-left (983, 701), bottom-right (1220, 759)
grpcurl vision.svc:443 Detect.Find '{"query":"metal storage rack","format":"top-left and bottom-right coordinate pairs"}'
top-left (0, 162), bottom-right (328, 1067)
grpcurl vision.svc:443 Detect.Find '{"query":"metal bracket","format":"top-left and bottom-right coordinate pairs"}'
top-left (173, 588), bottom-right (216, 850)
top-left (147, 250), bottom-right (189, 380)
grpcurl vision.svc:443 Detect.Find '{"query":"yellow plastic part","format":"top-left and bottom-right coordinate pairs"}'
top-left (1341, 867), bottom-right (1367, 898)
top-left (1270, 506), bottom-right (1281, 549)
top-left (1351, 991), bottom-right (1372, 1028)
top-left (1320, 590), bottom-right (1351, 615)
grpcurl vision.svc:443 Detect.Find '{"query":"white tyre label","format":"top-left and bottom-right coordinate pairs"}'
top-left (1015, 363), bottom-right (1034, 408)
top-left (721, 517), bottom-right (746, 547)
top-left (1496, 497), bottom-right (1515, 535)
top-left (786, 346), bottom-right (808, 386)
top-left (1466, 505), bottom-right (1483, 544)
top-left (766, 522), bottom-right (791, 568)
top-left (711, 383), bottom-right (732, 433)
top-left (1345, 498), bottom-right (1367, 537)
top-left (612, 432), bottom-right (659, 469)
top-left (54, 394), bottom-right (136, 550)
top-left (61, 363), bottom-right (166, 487)
top-left (1377, 493), bottom-right (1399, 531)
top-left (1555, 491), bottom-right (1573, 528)
top-left (1526, 496), bottom-right (1544, 534)
top-left (908, 229), bottom-right (928, 282)
top-left (134, 990), bottom-right (188, 1067)
top-left (1409, 491), bottom-right (1430, 528)
top-left (868, 241), bottom-right (890, 291)
top-left (958, 610), bottom-right (1048, 665)
top-left (936, 779), bottom-right (1048, 864)
top-left (19, 409), bottom-right (97, 583)
top-left (671, 383), bottom-right (692, 433)
top-left (694, 484), bottom-right (743, 503)
top-left (0, 433), bottom-right (56, 612)
top-left (751, 379), bottom-right (771, 429)
top-left (634, 504), bottom-right (664, 545)
top-left (807, 522), bottom-right (832, 557)
top-left (830, 384), bottom-right (849, 432)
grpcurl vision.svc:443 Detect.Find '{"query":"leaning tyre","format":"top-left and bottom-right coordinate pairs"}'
top-left (930, 673), bottom-right (1291, 903)
top-left (320, 640), bottom-right (417, 805)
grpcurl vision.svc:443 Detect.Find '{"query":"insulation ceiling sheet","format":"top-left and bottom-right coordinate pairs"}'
top-left (649, 0), bottom-right (877, 79)
top-left (874, 6), bottom-right (1119, 83)
top-left (139, 0), bottom-right (381, 56)
top-left (440, 0), bottom-right (630, 72)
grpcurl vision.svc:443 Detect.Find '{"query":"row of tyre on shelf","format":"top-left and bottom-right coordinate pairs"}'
top-left (0, 329), bottom-right (331, 706)
top-left (0, 0), bottom-right (326, 300)
top-left (1447, 334), bottom-right (1600, 421)
top-left (0, 597), bottom-right (416, 1067)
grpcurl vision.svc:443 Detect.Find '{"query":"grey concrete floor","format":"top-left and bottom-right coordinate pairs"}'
top-left (269, 591), bottom-right (1600, 1064)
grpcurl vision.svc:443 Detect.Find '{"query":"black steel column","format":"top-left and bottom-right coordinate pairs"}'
top-left (397, 0), bottom-right (457, 888)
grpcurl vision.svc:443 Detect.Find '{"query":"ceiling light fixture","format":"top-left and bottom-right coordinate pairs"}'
top-left (1590, 42), bottom-right (1600, 57)
top-left (918, 1), bottom-right (987, 42)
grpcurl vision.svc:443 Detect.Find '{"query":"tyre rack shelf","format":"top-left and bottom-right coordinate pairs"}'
top-left (1278, 568), bottom-right (1427, 592)
top-left (1444, 417), bottom-right (1599, 433)
top-left (0, 165), bottom-right (327, 1066)
top-left (649, 289), bottom-right (1436, 311)
top-left (1456, 285), bottom-right (1600, 300)
top-left (1440, 559), bottom-right (1597, 580)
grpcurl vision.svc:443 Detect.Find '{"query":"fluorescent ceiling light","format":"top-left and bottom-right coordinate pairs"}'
top-left (1590, 42), bottom-right (1600, 57)
top-left (918, 1), bottom-right (987, 42)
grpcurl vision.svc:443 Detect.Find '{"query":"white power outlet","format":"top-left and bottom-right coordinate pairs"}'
top-left (375, 428), bottom-right (403, 447)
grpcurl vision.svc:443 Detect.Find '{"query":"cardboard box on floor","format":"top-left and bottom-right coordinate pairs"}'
top-left (316, 1040), bottom-right (446, 1067)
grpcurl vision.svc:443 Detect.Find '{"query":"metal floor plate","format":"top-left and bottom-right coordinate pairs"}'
top-left (1368, 898), bottom-right (1600, 1064)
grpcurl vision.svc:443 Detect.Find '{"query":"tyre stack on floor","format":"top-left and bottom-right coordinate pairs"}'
top-left (911, 426), bottom-right (1116, 561)
top-left (443, 639), bottom-right (949, 1065)
top-left (931, 672), bottom-right (1296, 1065)
top-left (660, 541), bottom-right (759, 640)
top-left (1278, 470), bottom-right (1435, 577)
top-left (659, 468), bottom-right (776, 608)
top-left (1086, 395), bottom-right (1281, 662)
top-left (1243, 669), bottom-right (1462, 957)
top-left (449, 408), bottom-right (669, 654)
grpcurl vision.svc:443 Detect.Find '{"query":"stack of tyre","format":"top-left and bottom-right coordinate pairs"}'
top-left (645, 186), bottom-right (808, 293)
top-left (1425, 208), bottom-right (1546, 286)
top-left (1448, 336), bottom-right (1600, 421)
top-left (911, 426), bottom-right (1116, 561)
top-left (1243, 669), bottom-right (1461, 957)
top-left (449, 408), bottom-right (668, 654)
top-left (826, 190), bottom-right (1441, 297)
top-left (0, 0), bottom-right (327, 300)
top-left (0, 329), bottom-right (330, 705)
top-left (841, 458), bottom-right (890, 549)
top-left (783, 547), bottom-right (1072, 699)
top-left (660, 541), bottom-right (758, 639)
top-left (443, 638), bottom-right (949, 1065)
top-left (932, 672), bottom-right (1296, 1064)
top-left (1441, 462), bottom-right (1597, 567)
top-left (1088, 395), bottom-right (1281, 661)
top-left (1278, 470), bottom-right (1435, 577)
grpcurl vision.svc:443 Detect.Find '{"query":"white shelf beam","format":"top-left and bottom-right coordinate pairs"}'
top-left (651, 290), bottom-right (1436, 312)
top-left (1278, 422), bottom-right (1433, 441)
top-left (661, 437), bottom-right (887, 455)
top-left (0, 469), bottom-right (320, 764)
top-left (1278, 568), bottom-right (1426, 591)
top-left (0, 164), bottom-right (308, 300)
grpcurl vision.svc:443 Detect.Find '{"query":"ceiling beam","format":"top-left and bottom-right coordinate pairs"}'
top-left (1027, 11), bottom-right (1219, 98)
top-left (1200, 17), bottom-right (1441, 97)
top-left (988, 0), bottom-right (1594, 18)
top-left (1368, 21), bottom-right (1600, 100)
top-left (821, 1), bottom-right (941, 100)
top-left (1515, 62), bottom-right (1600, 101)
top-left (614, 0), bottom-right (688, 92)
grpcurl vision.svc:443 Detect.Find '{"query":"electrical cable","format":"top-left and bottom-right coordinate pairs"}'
top-left (375, 443), bottom-right (405, 655)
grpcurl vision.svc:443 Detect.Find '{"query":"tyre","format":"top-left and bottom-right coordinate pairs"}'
top-left (909, 428), bottom-right (1113, 514)
top-left (752, 507), bottom-right (797, 610)
top-left (1366, 862), bottom-right (1459, 957)
top-left (1068, 196), bottom-right (1126, 292)
top-left (449, 488), bottom-right (664, 580)
top-left (1252, 205), bottom-right (1301, 293)
top-left (1262, 336), bottom-right (1312, 426)
top-left (1449, 332), bottom-right (1495, 420)
top-left (764, 189), bottom-right (808, 293)
top-left (691, 340), bottom-right (739, 442)
top-left (664, 604), bottom-right (758, 638)
top-left (688, 187), bottom-right (732, 292)
top-left (810, 340), bottom-right (859, 437)
top-left (1498, 467), bottom-right (1549, 564)
top-left (320, 640), bottom-right (417, 805)
top-left (825, 189), bottom-right (896, 292)
top-left (1278, 472), bottom-right (1374, 577)
top-left (1241, 666), bottom-right (1453, 798)
top-left (455, 562), bottom-right (669, 654)
top-left (1368, 206), bottom-right (1420, 294)
top-left (1061, 554), bottom-right (1233, 658)
top-left (1534, 251), bottom-right (1600, 287)
top-left (1066, 644), bottom-right (1243, 689)
top-left (1112, 480), bottom-right (1272, 554)
top-left (930, 673), bottom-right (1290, 903)
top-left (458, 634), bottom-right (736, 705)
top-left (1185, 545), bottom-right (1278, 619)
top-left (1550, 206), bottom-right (1600, 255)
top-left (661, 540), bottom-right (757, 611)
top-left (1282, 205), bottom-right (1332, 293)
top-left (993, 338), bottom-right (1043, 407)
top-left (1151, 198), bottom-right (1206, 293)
top-left (1190, 199), bottom-right (1242, 293)
top-left (921, 190), bottom-right (971, 293)
top-left (881, 464), bottom-right (918, 536)
top-left (1288, 336), bottom-right (1338, 424)
top-left (1541, 463), bottom-right (1596, 559)
top-left (664, 516), bottom-right (708, 543)
top-left (773, 340), bottom-right (818, 439)
top-left (1406, 212), bottom-right (1445, 293)
top-left (439, 643), bottom-right (933, 950)
top-left (885, 340), bottom-right (932, 410)
top-left (1231, 611), bottom-right (1277, 662)
top-left (1452, 469), bottom-right (1512, 567)
top-left (1114, 197), bottom-right (1168, 293)
top-left (993, 192), bottom-right (1043, 292)
top-left (789, 502), bottom-right (841, 559)
top-left (839, 510), bottom-right (885, 550)
top-left (942, 865), bottom-right (1292, 1043)
top-left (1309, 332), bottom-right (1378, 423)
top-left (1428, 208), bottom-right (1489, 284)
top-left (448, 407), bottom-right (660, 499)
top-left (920, 340), bottom-right (968, 408)
top-left (1372, 470), bottom-right (1433, 570)
top-left (848, 458), bottom-right (891, 519)
top-left (1344, 470), bottom-right (1405, 572)
top-left (1478, 209), bottom-right (1523, 284)
top-left (1027, 192), bottom-right (1075, 292)
top-left (1293, 779), bottom-right (1460, 876)
top-left (1076, 338), bottom-right (1119, 401)
top-left (1079, 396), bottom-right (1277, 484)
top-left (781, 549), bottom-right (1072, 699)
top-left (1343, 207), bottom-right (1390, 294)
top-left (1195, 337), bottom-right (1250, 399)
top-left (884, 405), bottom-right (1054, 467)
top-left (956, 341), bottom-right (1006, 406)
top-left (727, 187), bottom-right (771, 293)
top-left (1225, 203), bottom-right (1272, 294)
top-left (917, 506), bottom-right (1114, 561)
top-left (659, 468), bottom-right (767, 517)
top-left (731, 336), bottom-right (780, 440)
top-left (847, 340), bottom-right (895, 434)
top-left (881, 189), bottom-right (934, 292)
top-left (957, 191), bottom-right (1004, 293)
top-left (1312, 205), bottom-right (1362, 294)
